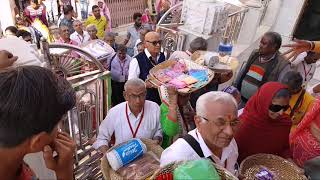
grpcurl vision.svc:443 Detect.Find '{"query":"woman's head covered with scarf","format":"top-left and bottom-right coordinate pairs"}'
top-left (240, 82), bottom-right (291, 125)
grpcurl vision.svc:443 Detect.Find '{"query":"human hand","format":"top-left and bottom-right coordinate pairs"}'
top-left (151, 136), bottom-right (162, 145)
top-left (43, 132), bottom-right (76, 180)
top-left (313, 84), bottom-right (320, 94)
top-left (0, 50), bottom-right (18, 69)
top-left (98, 145), bottom-right (109, 155)
top-left (282, 39), bottom-right (313, 62)
top-left (167, 86), bottom-right (177, 96)
top-left (310, 122), bottom-right (320, 143)
top-left (145, 79), bottom-right (157, 89)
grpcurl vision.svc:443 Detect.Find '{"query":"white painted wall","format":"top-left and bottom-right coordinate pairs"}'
top-left (0, 0), bottom-right (16, 31)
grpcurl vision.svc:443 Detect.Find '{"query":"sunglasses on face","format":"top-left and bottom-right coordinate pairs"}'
top-left (147, 40), bottom-right (162, 46)
top-left (269, 104), bottom-right (290, 112)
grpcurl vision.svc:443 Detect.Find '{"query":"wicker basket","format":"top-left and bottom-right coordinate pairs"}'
top-left (149, 60), bottom-right (215, 94)
top-left (100, 138), bottom-right (164, 180)
top-left (150, 160), bottom-right (238, 180)
top-left (239, 154), bottom-right (307, 180)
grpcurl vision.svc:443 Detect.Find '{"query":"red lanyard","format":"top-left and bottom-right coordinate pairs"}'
top-left (185, 50), bottom-right (192, 57)
top-left (125, 103), bottom-right (145, 138)
top-left (302, 62), bottom-right (313, 81)
top-left (118, 59), bottom-right (126, 75)
top-left (77, 34), bottom-right (83, 43)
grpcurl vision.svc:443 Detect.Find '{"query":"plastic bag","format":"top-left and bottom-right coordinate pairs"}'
top-left (117, 152), bottom-right (160, 179)
top-left (173, 159), bottom-right (220, 180)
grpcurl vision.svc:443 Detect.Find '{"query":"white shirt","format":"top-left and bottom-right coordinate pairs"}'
top-left (291, 52), bottom-right (316, 84)
top-left (93, 101), bottom-right (162, 149)
top-left (128, 49), bottom-right (161, 80)
top-left (70, 31), bottom-right (90, 46)
top-left (133, 39), bottom-right (142, 57)
top-left (160, 129), bottom-right (239, 175)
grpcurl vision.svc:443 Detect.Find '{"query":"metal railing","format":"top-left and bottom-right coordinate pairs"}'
top-left (157, 2), bottom-right (249, 52)
top-left (157, 2), bottom-right (185, 56)
top-left (41, 40), bottom-right (112, 179)
top-left (107, 0), bottom-right (147, 27)
top-left (259, 0), bottom-right (272, 25)
top-left (224, 8), bottom-right (249, 44)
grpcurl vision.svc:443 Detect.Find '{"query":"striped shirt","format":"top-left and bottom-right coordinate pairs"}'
top-left (241, 58), bottom-right (270, 100)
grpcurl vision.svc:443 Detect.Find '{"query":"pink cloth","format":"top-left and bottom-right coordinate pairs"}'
top-left (99, 1), bottom-right (112, 31)
top-left (57, 38), bottom-right (80, 57)
top-left (142, 9), bottom-right (150, 24)
top-left (24, 5), bottom-right (48, 27)
top-left (168, 79), bottom-right (187, 89)
top-left (290, 97), bottom-right (320, 167)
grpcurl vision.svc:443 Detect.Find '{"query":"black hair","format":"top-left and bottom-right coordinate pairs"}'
top-left (92, 5), bottom-right (99, 11)
top-left (133, 12), bottom-right (142, 20)
top-left (31, 0), bottom-right (39, 4)
top-left (0, 66), bottom-right (76, 148)
top-left (63, 5), bottom-right (74, 15)
top-left (273, 88), bottom-right (291, 99)
top-left (5, 26), bottom-right (18, 35)
top-left (118, 44), bottom-right (127, 52)
top-left (189, 37), bottom-right (208, 52)
top-left (264, 31), bottom-right (282, 50)
top-left (16, 30), bottom-right (32, 39)
top-left (281, 71), bottom-right (303, 92)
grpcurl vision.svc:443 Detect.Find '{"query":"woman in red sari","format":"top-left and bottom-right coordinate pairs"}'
top-left (290, 98), bottom-right (320, 167)
top-left (235, 82), bottom-right (292, 162)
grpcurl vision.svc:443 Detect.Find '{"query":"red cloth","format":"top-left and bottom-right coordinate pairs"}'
top-left (18, 162), bottom-right (37, 180)
top-left (290, 97), bottom-right (320, 167)
top-left (235, 82), bottom-right (292, 162)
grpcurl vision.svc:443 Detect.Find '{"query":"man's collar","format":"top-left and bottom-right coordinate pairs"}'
top-left (126, 102), bottom-right (144, 118)
top-left (93, 15), bottom-right (102, 20)
top-left (195, 129), bottom-right (213, 158)
top-left (144, 48), bottom-right (152, 58)
top-left (195, 129), bottom-right (236, 162)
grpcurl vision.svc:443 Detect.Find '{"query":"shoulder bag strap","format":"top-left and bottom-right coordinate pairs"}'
top-left (183, 134), bottom-right (204, 157)
top-left (108, 53), bottom-right (117, 71)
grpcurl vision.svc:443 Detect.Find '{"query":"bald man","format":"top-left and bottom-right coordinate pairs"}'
top-left (93, 78), bottom-right (162, 154)
top-left (128, 31), bottom-right (166, 105)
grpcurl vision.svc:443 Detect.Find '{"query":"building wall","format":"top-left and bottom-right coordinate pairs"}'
top-left (0, 0), bottom-right (16, 31)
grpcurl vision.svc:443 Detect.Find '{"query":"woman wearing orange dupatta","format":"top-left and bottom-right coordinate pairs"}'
top-left (235, 82), bottom-right (292, 162)
top-left (290, 98), bottom-right (320, 167)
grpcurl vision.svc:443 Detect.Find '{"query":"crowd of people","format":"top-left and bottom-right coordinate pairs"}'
top-left (1, 0), bottom-right (320, 179)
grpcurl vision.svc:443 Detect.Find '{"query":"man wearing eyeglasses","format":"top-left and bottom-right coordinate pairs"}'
top-left (160, 91), bottom-right (240, 175)
top-left (93, 78), bottom-right (163, 154)
top-left (128, 31), bottom-right (166, 105)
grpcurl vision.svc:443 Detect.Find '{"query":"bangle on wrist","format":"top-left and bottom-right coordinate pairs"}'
top-left (308, 41), bottom-right (315, 50)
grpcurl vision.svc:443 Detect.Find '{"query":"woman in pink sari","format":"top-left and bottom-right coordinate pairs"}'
top-left (290, 97), bottom-right (320, 167)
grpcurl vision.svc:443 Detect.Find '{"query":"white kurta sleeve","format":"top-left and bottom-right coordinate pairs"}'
top-left (92, 111), bottom-right (115, 149)
top-left (128, 58), bottom-right (140, 80)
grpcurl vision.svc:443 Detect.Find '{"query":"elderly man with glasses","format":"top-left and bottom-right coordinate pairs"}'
top-left (128, 31), bottom-right (166, 105)
top-left (160, 91), bottom-right (240, 175)
top-left (93, 78), bottom-right (163, 154)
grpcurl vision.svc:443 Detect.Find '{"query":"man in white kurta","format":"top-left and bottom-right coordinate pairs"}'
top-left (160, 92), bottom-right (239, 175)
top-left (93, 78), bottom-right (162, 153)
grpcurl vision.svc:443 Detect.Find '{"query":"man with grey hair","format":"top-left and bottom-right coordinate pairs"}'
top-left (70, 20), bottom-right (90, 45)
top-left (104, 32), bottom-right (119, 51)
top-left (160, 91), bottom-right (239, 175)
top-left (86, 24), bottom-right (99, 40)
top-left (93, 78), bottom-right (162, 154)
top-left (169, 37), bottom-right (208, 60)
